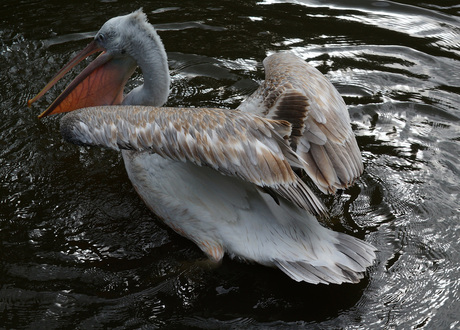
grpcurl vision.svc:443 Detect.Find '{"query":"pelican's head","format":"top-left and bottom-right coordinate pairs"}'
top-left (95, 10), bottom-right (152, 59)
top-left (28, 9), bottom-right (159, 118)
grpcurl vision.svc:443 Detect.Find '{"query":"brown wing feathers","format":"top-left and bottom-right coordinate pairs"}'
top-left (60, 105), bottom-right (326, 215)
top-left (239, 52), bottom-right (363, 194)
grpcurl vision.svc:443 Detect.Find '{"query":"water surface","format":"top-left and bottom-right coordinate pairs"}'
top-left (1, 0), bottom-right (459, 328)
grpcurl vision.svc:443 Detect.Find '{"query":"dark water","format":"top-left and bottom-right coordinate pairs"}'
top-left (1, 0), bottom-right (459, 328)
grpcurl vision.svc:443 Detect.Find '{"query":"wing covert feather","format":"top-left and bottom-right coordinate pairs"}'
top-left (60, 105), bottom-right (325, 215)
top-left (238, 52), bottom-right (364, 194)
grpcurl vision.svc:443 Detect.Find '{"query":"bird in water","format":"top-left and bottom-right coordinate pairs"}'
top-left (28, 9), bottom-right (375, 284)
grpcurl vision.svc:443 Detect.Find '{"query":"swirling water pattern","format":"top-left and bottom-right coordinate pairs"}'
top-left (1, 0), bottom-right (459, 328)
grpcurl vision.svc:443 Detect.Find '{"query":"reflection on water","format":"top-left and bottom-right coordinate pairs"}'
top-left (1, 0), bottom-right (459, 328)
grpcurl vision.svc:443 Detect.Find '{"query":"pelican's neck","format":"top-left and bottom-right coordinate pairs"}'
top-left (122, 26), bottom-right (170, 107)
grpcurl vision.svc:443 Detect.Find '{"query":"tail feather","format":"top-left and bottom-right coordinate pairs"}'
top-left (337, 264), bottom-right (364, 283)
top-left (335, 234), bottom-right (376, 271)
top-left (227, 190), bottom-right (377, 285)
top-left (275, 261), bottom-right (346, 284)
top-left (273, 232), bottom-right (376, 284)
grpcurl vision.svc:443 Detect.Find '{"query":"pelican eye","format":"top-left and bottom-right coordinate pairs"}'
top-left (97, 33), bottom-right (105, 43)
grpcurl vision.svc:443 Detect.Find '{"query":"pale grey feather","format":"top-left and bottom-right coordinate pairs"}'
top-left (273, 230), bottom-right (376, 284)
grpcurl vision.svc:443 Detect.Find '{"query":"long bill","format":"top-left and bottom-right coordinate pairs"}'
top-left (28, 40), bottom-right (137, 118)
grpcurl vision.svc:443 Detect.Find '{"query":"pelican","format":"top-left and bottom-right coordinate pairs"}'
top-left (29, 9), bottom-right (375, 284)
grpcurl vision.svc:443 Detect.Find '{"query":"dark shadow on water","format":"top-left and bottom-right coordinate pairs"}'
top-left (151, 251), bottom-right (372, 326)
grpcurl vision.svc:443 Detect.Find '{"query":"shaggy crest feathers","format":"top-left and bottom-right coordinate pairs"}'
top-left (131, 8), bottom-right (148, 23)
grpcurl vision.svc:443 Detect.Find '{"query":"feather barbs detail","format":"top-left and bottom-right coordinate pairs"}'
top-left (61, 105), bottom-right (326, 215)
